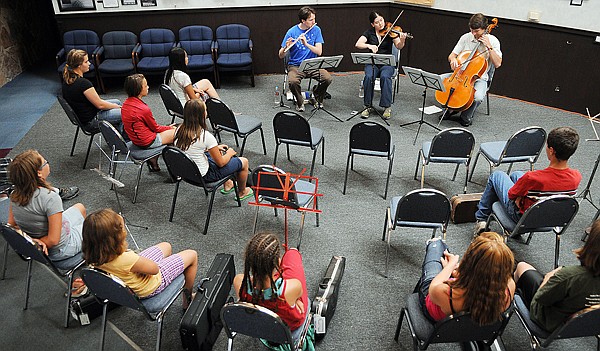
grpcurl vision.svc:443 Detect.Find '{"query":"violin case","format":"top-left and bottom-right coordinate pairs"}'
top-left (311, 255), bottom-right (346, 339)
top-left (450, 193), bottom-right (483, 224)
top-left (180, 253), bottom-right (235, 351)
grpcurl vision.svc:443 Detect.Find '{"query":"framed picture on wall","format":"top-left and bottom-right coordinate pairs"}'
top-left (140, 0), bottom-right (157, 6)
top-left (57, 0), bottom-right (97, 12)
top-left (103, 0), bottom-right (119, 8)
top-left (122, 0), bottom-right (137, 5)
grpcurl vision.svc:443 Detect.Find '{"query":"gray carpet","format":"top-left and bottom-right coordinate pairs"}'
top-left (1, 71), bottom-right (598, 350)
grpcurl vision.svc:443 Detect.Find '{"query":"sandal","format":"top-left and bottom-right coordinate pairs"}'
top-left (146, 162), bottom-right (161, 172)
top-left (71, 285), bottom-right (89, 298)
top-left (235, 188), bottom-right (254, 201)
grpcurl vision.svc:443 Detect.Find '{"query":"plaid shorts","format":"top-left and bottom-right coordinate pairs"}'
top-left (140, 245), bottom-right (185, 297)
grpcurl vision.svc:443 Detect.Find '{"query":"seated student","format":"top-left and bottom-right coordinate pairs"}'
top-left (121, 73), bottom-right (177, 172)
top-left (233, 232), bottom-right (314, 348)
top-left (165, 47), bottom-right (220, 107)
top-left (418, 232), bottom-right (515, 325)
top-left (474, 127), bottom-right (582, 236)
top-left (514, 220), bottom-right (600, 332)
top-left (61, 49), bottom-right (122, 130)
top-left (82, 208), bottom-right (198, 308)
top-left (174, 99), bottom-right (253, 201)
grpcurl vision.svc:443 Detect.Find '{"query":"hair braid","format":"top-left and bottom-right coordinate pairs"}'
top-left (239, 232), bottom-right (282, 305)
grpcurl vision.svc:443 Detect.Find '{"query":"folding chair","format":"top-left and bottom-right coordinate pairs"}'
top-left (158, 84), bottom-right (184, 124)
top-left (58, 95), bottom-right (100, 169)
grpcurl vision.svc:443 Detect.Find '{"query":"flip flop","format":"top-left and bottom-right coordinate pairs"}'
top-left (71, 285), bottom-right (89, 298)
top-left (220, 187), bottom-right (235, 195)
top-left (235, 188), bottom-right (254, 201)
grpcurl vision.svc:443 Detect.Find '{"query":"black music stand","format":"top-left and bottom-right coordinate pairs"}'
top-left (347, 52), bottom-right (396, 126)
top-left (577, 109), bottom-right (600, 212)
top-left (401, 66), bottom-right (445, 145)
top-left (298, 55), bottom-right (344, 122)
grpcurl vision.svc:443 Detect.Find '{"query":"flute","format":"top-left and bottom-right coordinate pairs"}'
top-left (283, 23), bottom-right (317, 53)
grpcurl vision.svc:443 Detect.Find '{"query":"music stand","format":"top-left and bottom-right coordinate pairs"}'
top-left (577, 108), bottom-right (600, 211)
top-left (401, 66), bottom-right (445, 145)
top-left (298, 55), bottom-right (344, 122)
top-left (348, 53), bottom-right (396, 126)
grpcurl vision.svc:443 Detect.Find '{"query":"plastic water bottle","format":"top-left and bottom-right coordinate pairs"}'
top-left (274, 86), bottom-right (280, 105)
top-left (359, 81), bottom-right (364, 98)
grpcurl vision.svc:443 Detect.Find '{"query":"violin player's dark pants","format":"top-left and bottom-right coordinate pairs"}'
top-left (287, 65), bottom-right (332, 107)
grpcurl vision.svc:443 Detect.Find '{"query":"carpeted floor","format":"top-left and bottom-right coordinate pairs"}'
top-left (1, 69), bottom-right (598, 350)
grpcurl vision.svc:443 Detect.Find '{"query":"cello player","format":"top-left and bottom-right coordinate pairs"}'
top-left (442, 13), bottom-right (502, 127)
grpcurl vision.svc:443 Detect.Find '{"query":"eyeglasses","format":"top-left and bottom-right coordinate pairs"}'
top-left (39, 160), bottom-right (48, 170)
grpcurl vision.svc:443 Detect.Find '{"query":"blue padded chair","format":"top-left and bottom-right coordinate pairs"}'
top-left (81, 267), bottom-right (184, 351)
top-left (414, 127), bottom-right (475, 194)
top-left (469, 126), bottom-right (547, 182)
top-left (178, 25), bottom-right (217, 84)
top-left (514, 294), bottom-right (600, 350)
top-left (395, 293), bottom-right (513, 350)
top-left (56, 30), bottom-right (100, 83)
top-left (214, 24), bottom-right (255, 88)
top-left (343, 121), bottom-right (395, 199)
top-left (134, 28), bottom-right (176, 76)
top-left (96, 31), bottom-right (138, 93)
top-left (382, 188), bottom-right (450, 278)
top-left (1, 223), bottom-right (86, 328)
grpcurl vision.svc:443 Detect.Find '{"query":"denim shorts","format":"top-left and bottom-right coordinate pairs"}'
top-left (203, 153), bottom-right (243, 183)
top-left (144, 134), bottom-right (163, 149)
top-left (48, 205), bottom-right (85, 261)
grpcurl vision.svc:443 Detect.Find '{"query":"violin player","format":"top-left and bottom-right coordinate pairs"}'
top-left (278, 6), bottom-right (332, 112)
top-left (442, 13), bottom-right (502, 127)
top-left (355, 11), bottom-right (407, 120)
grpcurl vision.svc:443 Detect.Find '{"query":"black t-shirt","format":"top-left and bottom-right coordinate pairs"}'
top-left (362, 27), bottom-right (393, 55)
top-left (62, 77), bottom-right (98, 124)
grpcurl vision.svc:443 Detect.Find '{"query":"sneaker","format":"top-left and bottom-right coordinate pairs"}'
top-left (460, 119), bottom-right (473, 127)
top-left (361, 107), bottom-right (370, 119)
top-left (59, 186), bottom-right (79, 200)
top-left (473, 221), bottom-right (487, 237)
top-left (295, 104), bottom-right (305, 113)
top-left (383, 107), bottom-right (392, 119)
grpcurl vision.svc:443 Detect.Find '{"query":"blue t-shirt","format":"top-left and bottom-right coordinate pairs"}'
top-left (281, 24), bottom-right (324, 66)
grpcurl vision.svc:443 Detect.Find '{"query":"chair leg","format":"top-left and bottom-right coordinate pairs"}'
top-left (413, 150), bottom-right (421, 181)
top-left (554, 234), bottom-right (561, 269)
top-left (203, 190), bottom-right (218, 235)
top-left (252, 205), bottom-right (260, 234)
top-left (155, 316), bottom-right (164, 351)
top-left (273, 143), bottom-right (280, 165)
top-left (83, 134), bottom-right (95, 169)
top-left (382, 209), bottom-right (389, 241)
top-left (65, 272), bottom-right (76, 328)
top-left (420, 164), bottom-right (425, 189)
top-left (394, 308), bottom-right (406, 342)
top-left (310, 148), bottom-right (318, 177)
top-left (315, 196), bottom-right (319, 227)
top-left (297, 212), bottom-right (306, 250)
top-left (70, 127), bottom-right (80, 156)
top-left (507, 163), bottom-right (514, 174)
top-left (132, 162), bottom-right (144, 204)
top-left (452, 164), bottom-right (460, 181)
top-left (469, 151), bottom-right (481, 182)
top-left (343, 152), bottom-right (351, 195)
top-left (1, 240), bottom-right (8, 280)
top-left (486, 91), bottom-right (490, 115)
top-left (351, 154), bottom-right (354, 171)
top-left (169, 182), bottom-right (180, 222)
top-left (24, 260), bottom-right (33, 310)
top-left (239, 136), bottom-right (247, 157)
top-left (463, 164), bottom-right (469, 194)
top-left (259, 128), bottom-right (267, 155)
top-left (321, 138), bottom-right (325, 165)
top-left (100, 303), bottom-right (108, 351)
top-left (384, 155), bottom-right (394, 200)
top-left (385, 226), bottom-right (391, 278)
top-left (286, 144), bottom-right (291, 162)
top-left (233, 134), bottom-right (239, 148)
top-left (233, 179), bottom-right (241, 207)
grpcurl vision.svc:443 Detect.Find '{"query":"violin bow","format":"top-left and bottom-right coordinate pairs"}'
top-left (377, 10), bottom-right (404, 49)
top-left (284, 22), bottom-right (317, 53)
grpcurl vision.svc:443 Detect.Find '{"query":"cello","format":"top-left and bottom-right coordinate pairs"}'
top-left (435, 18), bottom-right (498, 111)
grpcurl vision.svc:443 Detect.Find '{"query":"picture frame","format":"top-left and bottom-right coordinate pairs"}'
top-left (121, 0), bottom-right (137, 5)
top-left (103, 0), bottom-right (120, 8)
top-left (570, 0), bottom-right (583, 6)
top-left (57, 0), bottom-right (97, 12)
top-left (140, 0), bottom-right (157, 6)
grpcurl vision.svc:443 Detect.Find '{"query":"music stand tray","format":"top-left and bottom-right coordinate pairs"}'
top-left (401, 66), bottom-right (446, 145)
top-left (298, 55), bottom-right (344, 122)
top-left (348, 53), bottom-right (396, 125)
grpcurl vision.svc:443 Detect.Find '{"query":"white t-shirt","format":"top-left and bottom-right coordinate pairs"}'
top-left (175, 127), bottom-right (218, 176)
top-left (451, 32), bottom-right (501, 81)
top-left (167, 70), bottom-right (192, 107)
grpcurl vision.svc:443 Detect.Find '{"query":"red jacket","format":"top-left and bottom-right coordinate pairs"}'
top-left (121, 97), bottom-right (170, 147)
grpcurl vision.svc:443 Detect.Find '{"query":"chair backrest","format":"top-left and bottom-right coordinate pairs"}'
top-left (159, 84), bottom-right (184, 117)
top-left (63, 30), bottom-right (100, 58)
top-left (394, 188), bottom-right (450, 227)
top-left (273, 111), bottom-right (312, 144)
top-left (81, 267), bottom-right (149, 315)
top-left (1, 224), bottom-right (51, 266)
top-left (99, 120), bottom-right (130, 156)
top-left (547, 303), bottom-right (600, 341)
top-left (215, 24), bottom-right (251, 54)
top-left (162, 146), bottom-right (206, 187)
top-left (251, 165), bottom-right (299, 209)
top-left (221, 302), bottom-right (295, 347)
top-left (179, 26), bottom-right (213, 55)
top-left (428, 127), bottom-right (475, 160)
top-left (205, 98), bottom-right (238, 131)
top-left (139, 28), bottom-right (175, 57)
top-left (57, 95), bottom-right (84, 128)
top-left (349, 121), bottom-right (392, 154)
top-left (101, 31), bottom-right (138, 60)
top-left (516, 195), bottom-right (579, 232)
top-left (501, 126), bottom-right (547, 161)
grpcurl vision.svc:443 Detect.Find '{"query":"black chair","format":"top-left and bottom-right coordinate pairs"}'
top-left (57, 95), bottom-right (100, 169)
top-left (95, 31), bottom-right (138, 93)
top-left (214, 24), bottom-right (255, 88)
top-left (179, 25), bottom-right (217, 84)
top-left (484, 194), bottom-right (579, 269)
top-left (205, 98), bottom-right (267, 157)
top-left (484, 65), bottom-right (496, 116)
top-left (158, 84), bottom-right (184, 124)
top-left (81, 267), bottom-right (184, 351)
top-left (99, 121), bottom-right (166, 204)
top-left (162, 146), bottom-right (241, 235)
top-left (343, 121), bottom-right (395, 199)
top-left (273, 111), bottom-right (324, 177)
top-left (55, 30), bottom-right (100, 84)
top-left (251, 165), bottom-right (319, 249)
top-left (414, 127), bottom-right (475, 194)
top-left (221, 301), bottom-right (313, 351)
top-left (470, 126), bottom-right (547, 182)
top-left (0, 223), bottom-right (85, 328)
top-left (395, 293), bottom-right (513, 350)
top-left (382, 189), bottom-right (450, 278)
top-left (513, 294), bottom-right (600, 350)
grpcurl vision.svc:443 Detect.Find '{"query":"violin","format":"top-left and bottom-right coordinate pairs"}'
top-left (378, 22), bottom-right (413, 40)
top-left (435, 18), bottom-right (498, 112)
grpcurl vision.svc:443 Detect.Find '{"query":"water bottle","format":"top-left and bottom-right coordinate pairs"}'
top-left (359, 81), bottom-right (364, 98)
top-left (274, 86), bottom-right (280, 105)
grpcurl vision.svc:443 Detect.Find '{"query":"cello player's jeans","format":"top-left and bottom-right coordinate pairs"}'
top-left (440, 73), bottom-right (488, 123)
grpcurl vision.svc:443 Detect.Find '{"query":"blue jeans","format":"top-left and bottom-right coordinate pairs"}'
top-left (86, 99), bottom-right (123, 130)
top-left (417, 239), bottom-right (449, 320)
top-left (440, 73), bottom-right (488, 124)
top-left (475, 170), bottom-right (523, 222)
top-left (363, 65), bottom-right (394, 108)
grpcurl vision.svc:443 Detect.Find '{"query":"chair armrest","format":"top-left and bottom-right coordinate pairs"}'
top-left (133, 43), bottom-right (141, 63)
top-left (56, 48), bottom-right (65, 67)
top-left (249, 39), bottom-right (253, 50)
top-left (212, 41), bottom-right (218, 50)
top-left (95, 46), bottom-right (105, 65)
